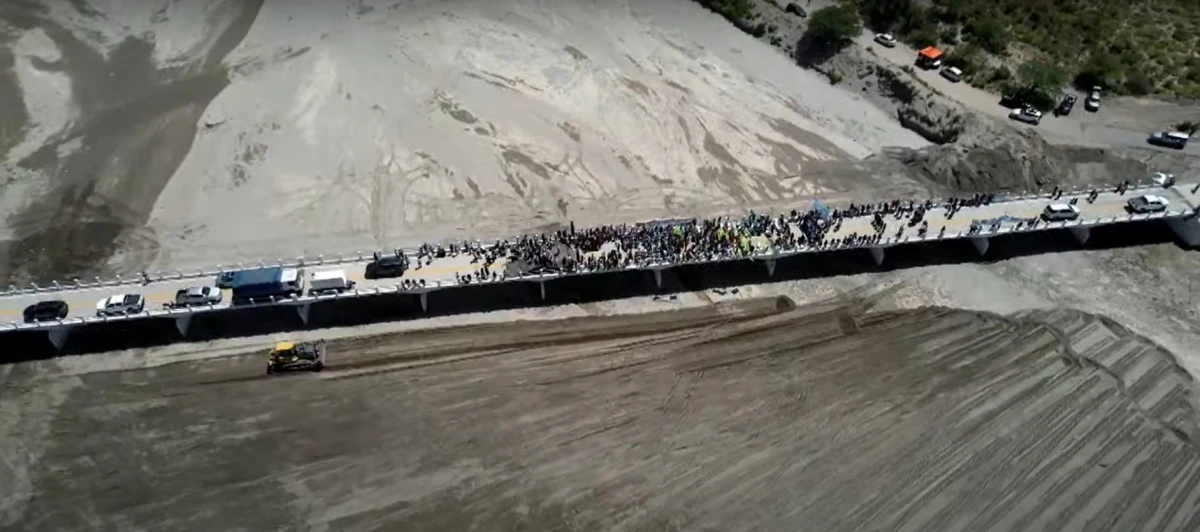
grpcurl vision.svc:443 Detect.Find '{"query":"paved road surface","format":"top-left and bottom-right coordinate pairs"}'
top-left (3, 183), bottom-right (1194, 324)
top-left (855, 32), bottom-right (1200, 156)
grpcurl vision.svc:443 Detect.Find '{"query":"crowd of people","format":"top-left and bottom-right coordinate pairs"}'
top-left (424, 189), bottom-right (1104, 285)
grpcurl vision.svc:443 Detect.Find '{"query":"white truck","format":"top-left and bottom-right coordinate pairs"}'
top-left (308, 270), bottom-right (356, 295)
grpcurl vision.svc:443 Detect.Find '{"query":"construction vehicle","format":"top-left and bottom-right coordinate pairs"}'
top-left (266, 340), bottom-right (326, 374)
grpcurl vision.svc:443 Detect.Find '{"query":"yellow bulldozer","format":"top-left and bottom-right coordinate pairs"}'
top-left (266, 340), bottom-right (326, 374)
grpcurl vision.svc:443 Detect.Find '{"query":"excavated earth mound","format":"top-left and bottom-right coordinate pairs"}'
top-left (2, 297), bottom-right (1198, 531)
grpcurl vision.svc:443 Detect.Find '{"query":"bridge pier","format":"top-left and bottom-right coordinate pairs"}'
top-left (868, 247), bottom-right (885, 266)
top-left (174, 314), bottom-right (192, 337)
top-left (764, 259), bottom-right (777, 277)
top-left (652, 268), bottom-right (663, 289)
top-left (970, 236), bottom-right (990, 257)
top-left (419, 292), bottom-right (428, 312)
top-left (539, 280), bottom-right (547, 301)
top-left (1167, 215), bottom-right (1200, 247)
top-left (47, 327), bottom-right (71, 352)
top-left (296, 304), bottom-right (311, 327)
top-left (1068, 226), bottom-right (1091, 245)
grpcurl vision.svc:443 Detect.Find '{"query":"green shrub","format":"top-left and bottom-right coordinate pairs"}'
top-left (858, 0), bottom-right (913, 31)
top-left (945, 44), bottom-right (982, 70)
top-left (964, 16), bottom-right (1009, 54)
top-left (906, 27), bottom-right (940, 49)
top-left (940, 26), bottom-right (960, 45)
top-left (1125, 72), bottom-right (1154, 95)
top-left (988, 65), bottom-right (1012, 83)
top-left (808, 4), bottom-right (862, 49)
top-left (827, 69), bottom-right (844, 85)
top-left (1012, 60), bottom-right (1067, 110)
top-left (1074, 52), bottom-right (1124, 90)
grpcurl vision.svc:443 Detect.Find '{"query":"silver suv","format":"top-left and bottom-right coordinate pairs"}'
top-left (96, 294), bottom-right (146, 316)
top-left (173, 286), bottom-right (223, 307)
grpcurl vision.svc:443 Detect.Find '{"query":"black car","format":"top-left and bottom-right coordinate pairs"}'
top-left (1055, 95), bottom-right (1077, 116)
top-left (364, 253), bottom-right (409, 279)
top-left (785, 3), bottom-right (807, 17)
top-left (23, 300), bottom-right (69, 323)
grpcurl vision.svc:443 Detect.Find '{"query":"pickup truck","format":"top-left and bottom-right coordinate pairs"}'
top-left (230, 267), bottom-right (305, 304)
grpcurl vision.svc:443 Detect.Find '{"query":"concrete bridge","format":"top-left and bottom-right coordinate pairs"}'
top-left (3, 181), bottom-right (1200, 358)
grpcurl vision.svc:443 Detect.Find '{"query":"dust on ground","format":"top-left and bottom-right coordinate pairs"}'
top-left (0, 0), bottom-right (265, 284)
top-left (2, 294), bottom-right (1198, 531)
top-left (0, 0), bottom-right (929, 282)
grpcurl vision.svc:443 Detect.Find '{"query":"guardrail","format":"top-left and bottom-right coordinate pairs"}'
top-left (0, 181), bottom-right (1189, 298)
top-left (4, 206), bottom-right (1192, 333)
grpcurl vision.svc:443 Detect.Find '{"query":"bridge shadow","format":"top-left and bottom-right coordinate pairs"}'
top-left (0, 220), bottom-right (1187, 361)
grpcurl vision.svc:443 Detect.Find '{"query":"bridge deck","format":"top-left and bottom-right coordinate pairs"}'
top-left (2, 183), bottom-right (1196, 327)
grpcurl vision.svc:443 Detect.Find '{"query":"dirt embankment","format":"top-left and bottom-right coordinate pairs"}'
top-left (823, 47), bottom-right (1200, 193)
top-left (3, 296), bottom-right (1199, 531)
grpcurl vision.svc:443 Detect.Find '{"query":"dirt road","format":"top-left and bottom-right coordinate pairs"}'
top-left (853, 31), bottom-right (1200, 156)
top-left (3, 296), bottom-right (1198, 531)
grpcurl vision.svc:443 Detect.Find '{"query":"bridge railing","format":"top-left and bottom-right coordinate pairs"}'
top-left (0, 182), bottom-right (1191, 299)
top-left (6, 206), bottom-right (1196, 332)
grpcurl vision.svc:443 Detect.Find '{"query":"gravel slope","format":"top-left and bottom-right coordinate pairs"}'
top-left (2, 296), bottom-right (1198, 531)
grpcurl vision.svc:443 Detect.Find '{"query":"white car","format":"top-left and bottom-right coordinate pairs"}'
top-left (874, 33), bottom-right (897, 48)
top-left (96, 294), bottom-right (146, 316)
top-left (1009, 107), bottom-right (1043, 125)
top-left (1041, 203), bottom-right (1081, 221)
top-left (1127, 195), bottom-right (1169, 213)
top-left (940, 66), bottom-right (963, 82)
top-left (173, 286), bottom-right (223, 307)
top-left (1150, 172), bottom-right (1175, 187)
top-left (1085, 86), bottom-right (1101, 111)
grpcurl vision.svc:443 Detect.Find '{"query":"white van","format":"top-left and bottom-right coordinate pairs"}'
top-left (308, 270), bottom-right (356, 295)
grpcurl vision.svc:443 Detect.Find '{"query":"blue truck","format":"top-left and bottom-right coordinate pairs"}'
top-left (229, 267), bottom-right (306, 304)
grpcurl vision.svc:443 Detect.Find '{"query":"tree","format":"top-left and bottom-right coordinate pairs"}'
top-left (964, 16), bottom-right (1009, 55)
top-left (1074, 52), bottom-right (1124, 90)
top-left (808, 5), bottom-right (862, 49)
top-left (1013, 60), bottom-right (1067, 110)
top-left (858, 0), bottom-right (911, 31)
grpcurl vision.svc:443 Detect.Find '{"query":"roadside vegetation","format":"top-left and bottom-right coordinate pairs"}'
top-left (856, 0), bottom-right (1200, 100)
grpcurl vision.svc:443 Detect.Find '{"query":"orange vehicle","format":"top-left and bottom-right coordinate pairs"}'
top-left (917, 47), bottom-right (944, 69)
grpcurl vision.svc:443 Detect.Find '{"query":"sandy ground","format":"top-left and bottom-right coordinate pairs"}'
top-left (0, 0), bottom-right (927, 282)
top-left (3, 290), bottom-right (1199, 531)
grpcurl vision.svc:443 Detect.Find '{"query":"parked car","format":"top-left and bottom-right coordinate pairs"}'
top-left (1127, 195), bottom-right (1169, 213)
top-left (785, 3), bottom-right (807, 17)
top-left (1041, 203), bottom-right (1081, 222)
top-left (1009, 106), bottom-right (1043, 125)
top-left (364, 252), bottom-right (409, 279)
top-left (940, 66), bottom-right (963, 83)
top-left (1148, 131), bottom-right (1190, 150)
top-left (1000, 92), bottom-right (1030, 109)
top-left (172, 286), bottom-right (223, 308)
top-left (216, 271), bottom-right (236, 289)
top-left (1055, 95), bottom-right (1076, 116)
top-left (1150, 172), bottom-right (1176, 188)
top-left (874, 33), bottom-right (897, 48)
top-left (23, 300), bottom-right (68, 323)
top-left (96, 293), bottom-right (146, 317)
top-left (1085, 86), bottom-right (1101, 112)
top-left (308, 269), bottom-right (357, 295)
